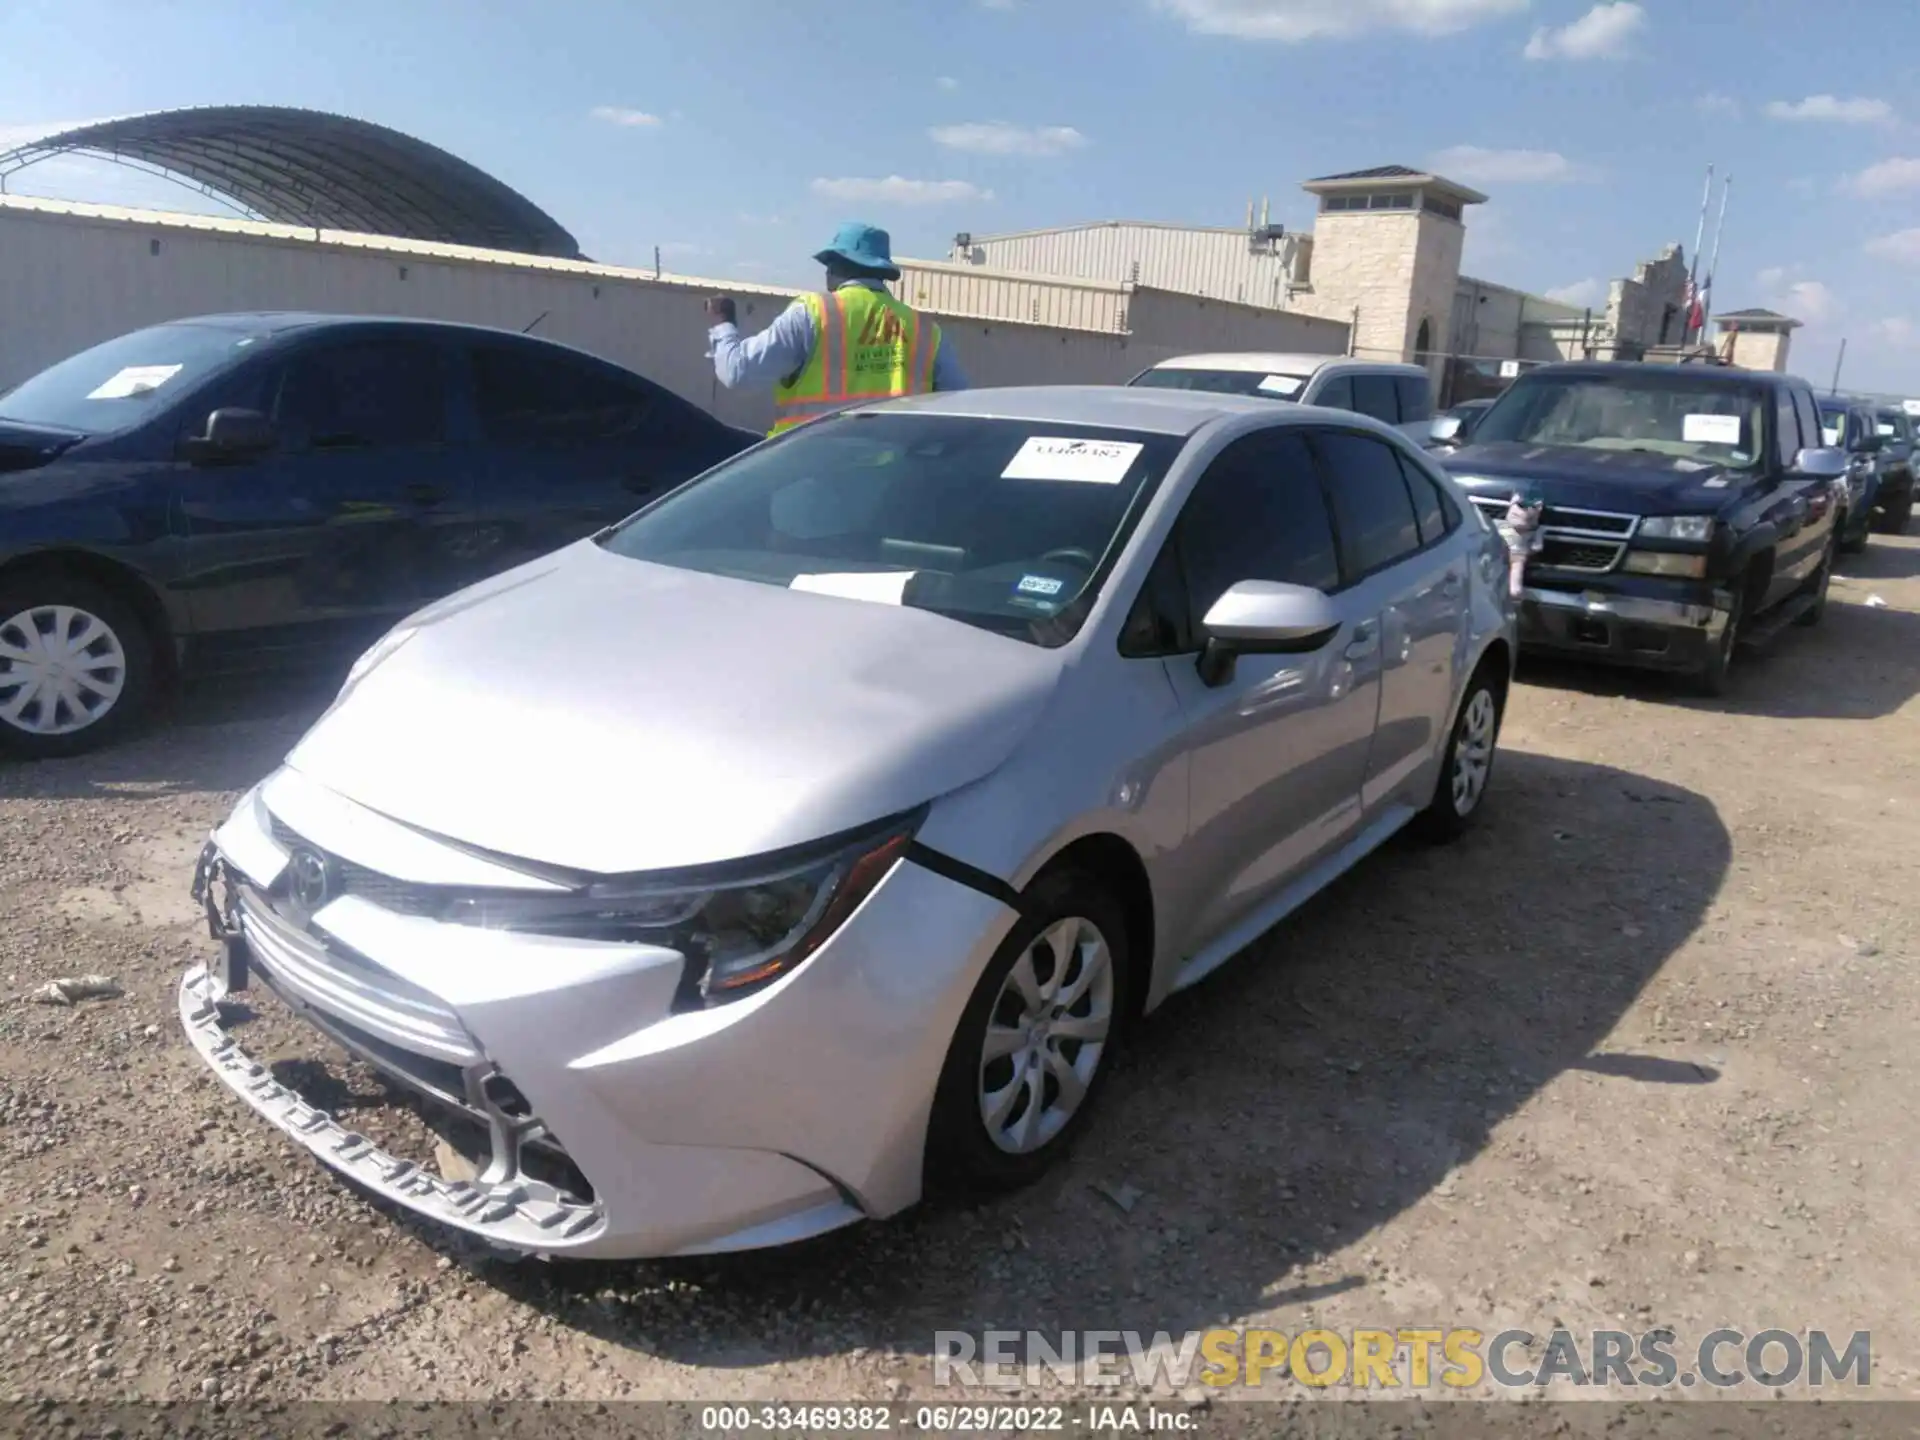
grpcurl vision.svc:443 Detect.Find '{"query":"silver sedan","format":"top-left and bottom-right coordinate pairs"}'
top-left (183, 386), bottom-right (1517, 1259)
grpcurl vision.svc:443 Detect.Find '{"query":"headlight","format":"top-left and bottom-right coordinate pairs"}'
top-left (1637, 515), bottom-right (1716, 542)
top-left (1623, 552), bottom-right (1708, 578)
top-left (441, 811), bottom-right (923, 1004)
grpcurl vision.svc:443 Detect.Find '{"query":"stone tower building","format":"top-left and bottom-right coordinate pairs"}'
top-left (1292, 165), bottom-right (1487, 370)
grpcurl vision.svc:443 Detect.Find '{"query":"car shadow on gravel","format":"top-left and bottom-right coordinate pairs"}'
top-left (0, 666), bottom-right (341, 799)
top-left (464, 749), bottom-right (1729, 1374)
top-left (1516, 596), bottom-right (1920, 721)
top-left (1835, 535), bottom-right (1920, 583)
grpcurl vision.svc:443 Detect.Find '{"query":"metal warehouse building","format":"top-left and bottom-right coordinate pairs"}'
top-left (0, 107), bottom-right (1348, 432)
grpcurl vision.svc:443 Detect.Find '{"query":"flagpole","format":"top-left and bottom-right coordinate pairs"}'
top-left (1702, 175), bottom-right (1731, 334)
top-left (1687, 163), bottom-right (1714, 342)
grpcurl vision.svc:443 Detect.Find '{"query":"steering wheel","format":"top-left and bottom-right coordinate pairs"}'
top-left (1039, 547), bottom-right (1096, 569)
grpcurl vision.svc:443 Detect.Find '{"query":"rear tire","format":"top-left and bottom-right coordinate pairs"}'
top-left (0, 573), bottom-right (156, 759)
top-left (1794, 530), bottom-right (1837, 627)
top-left (1877, 489), bottom-right (1913, 536)
top-left (1410, 663), bottom-right (1505, 843)
top-left (925, 870), bottom-right (1134, 1199)
top-left (1838, 509), bottom-right (1869, 555)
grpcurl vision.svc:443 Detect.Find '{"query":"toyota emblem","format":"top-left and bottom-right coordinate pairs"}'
top-left (286, 847), bottom-right (335, 913)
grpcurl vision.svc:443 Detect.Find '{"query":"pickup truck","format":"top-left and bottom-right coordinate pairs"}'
top-left (1428, 360), bottom-right (1850, 695)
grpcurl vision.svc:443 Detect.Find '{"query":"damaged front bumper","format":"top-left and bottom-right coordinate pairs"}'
top-left (179, 767), bottom-right (1016, 1260)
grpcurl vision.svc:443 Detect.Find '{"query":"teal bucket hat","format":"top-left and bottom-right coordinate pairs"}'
top-left (814, 221), bottom-right (900, 280)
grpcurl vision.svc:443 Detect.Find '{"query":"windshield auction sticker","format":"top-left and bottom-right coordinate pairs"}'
top-left (1003, 437), bottom-right (1144, 485)
top-left (86, 363), bottom-right (183, 399)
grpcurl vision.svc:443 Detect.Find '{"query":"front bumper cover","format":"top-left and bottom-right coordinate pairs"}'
top-left (1517, 583), bottom-right (1727, 672)
top-left (179, 770), bottom-right (1020, 1259)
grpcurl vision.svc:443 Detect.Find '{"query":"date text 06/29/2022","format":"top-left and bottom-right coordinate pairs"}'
top-left (697, 1405), bottom-right (1195, 1433)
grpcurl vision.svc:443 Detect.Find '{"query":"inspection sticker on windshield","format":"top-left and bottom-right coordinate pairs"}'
top-left (1682, 413), bottom-right (1743, 445)
top-left (1002, 436), bottom-right (1143, 485)
top-left (86, 364), bottom-right (183, 400)
top-left (1016, 574), bottom-right (1065, 597)
top-left (1257, 374), bottom-right (1304, 397)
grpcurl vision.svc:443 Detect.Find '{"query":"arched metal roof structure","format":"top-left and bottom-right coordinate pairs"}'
top-left (0, 106), bottom-right (583, 258)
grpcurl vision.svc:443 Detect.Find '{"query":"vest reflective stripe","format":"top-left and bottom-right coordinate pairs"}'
top-left (770, 288), bottom-right (941, 436)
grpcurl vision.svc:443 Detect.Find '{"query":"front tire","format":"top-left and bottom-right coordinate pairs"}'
top-left (1690, 575), bottom-right (1745, 697)
top-left (1877, 488), bottom-right (1913, 536)
top-left (925, 870), bottom-right (1134, 1198)
top-left (1411, 664), bottom-right (1505, 843)
top-left (0, 574), bottom-right (155, 759)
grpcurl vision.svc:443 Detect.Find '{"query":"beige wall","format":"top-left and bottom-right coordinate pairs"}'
top-left (1299, 210), bottom-right (1463, 366)
top-left (1601, 244), bottom-right (1690, 356)
top-left (0, 199), bottom-right (1346, 436)
top-left (1724, 329), bottom-right (1792, 373)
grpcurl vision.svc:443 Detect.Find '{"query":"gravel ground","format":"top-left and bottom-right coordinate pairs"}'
top-left (3, 537), bottom-right (1918, 1414)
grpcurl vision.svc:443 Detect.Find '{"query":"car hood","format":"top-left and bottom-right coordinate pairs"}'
top-left (1441, 440), bottom-right (1748, 516)
top-left (0, 420), bottom-right (86, 476)
top-left (284, 541), bottom-right (1069, 875)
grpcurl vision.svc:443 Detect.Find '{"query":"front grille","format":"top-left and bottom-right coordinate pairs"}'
top-left (268, 817), bottom-right (447, 917)
top-left (1537, 538), bottom-right (1625, 572)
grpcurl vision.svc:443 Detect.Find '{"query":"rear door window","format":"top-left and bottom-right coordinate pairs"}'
top-left (1393, 373), bottom-right (1432, 424)
top-left (1350, 373), bottom-right (1401, 425)
top-left (471, 343), bottom-right (656, 445)
top-left (1313, 374), bottom-right (1355, 412)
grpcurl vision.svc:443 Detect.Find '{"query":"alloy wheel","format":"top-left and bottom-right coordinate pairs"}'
top-left (1451, 688), bottom-right (1498, 817)
top-left (978, 916), bottom-right (1115, 1155)
top-left (0, 604), bottom-right (129, 737)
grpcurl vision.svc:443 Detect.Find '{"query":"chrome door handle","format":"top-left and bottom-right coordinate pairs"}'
top-left (1440, 573), bottom-right (1463, 596)
top-left (1343, 621), bottom-right (1379, 661)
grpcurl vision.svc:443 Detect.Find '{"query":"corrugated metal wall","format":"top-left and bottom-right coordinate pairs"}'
top-left (891, 260), bottom-right (1129, 332)
top-left (951, 223), bottom-right (1300, 309)
top-left (0, 199), bottom-right (1348, 434)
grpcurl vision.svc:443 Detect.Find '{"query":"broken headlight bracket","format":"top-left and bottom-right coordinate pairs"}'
top-left (190, 839), bottom-right (248, 996)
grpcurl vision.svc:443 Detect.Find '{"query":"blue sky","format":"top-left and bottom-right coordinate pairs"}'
top-left (3, 0), bottom-right (1917, 391)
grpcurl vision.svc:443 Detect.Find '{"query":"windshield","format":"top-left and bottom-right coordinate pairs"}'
top-left (1131, 367), bottom-right (1311, 400)
top-left (1472, 371), bottom-right (1767, 469)
top-left (597, 412), bottom-right (1182, 647)
top-left (1817, 402), bottom-right (1849, 446)
top-left (0, 322), bottom-right (263, 435)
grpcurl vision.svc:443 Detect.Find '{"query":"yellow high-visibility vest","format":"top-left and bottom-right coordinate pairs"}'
top-left (770, 286), bottom-right (942, 436)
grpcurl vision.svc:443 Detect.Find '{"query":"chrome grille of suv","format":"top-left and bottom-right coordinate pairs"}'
top-left (1468, 496), bottom-right (1638, 573)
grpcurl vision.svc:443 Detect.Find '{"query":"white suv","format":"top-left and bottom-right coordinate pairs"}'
top-left (1130, 353), bottom-right (1434, 443)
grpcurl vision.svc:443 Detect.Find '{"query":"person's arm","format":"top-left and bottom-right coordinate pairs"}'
top-left (931, 332), bottom-right (969, 391)
top-left (708, 298), bottom-right (815, 390)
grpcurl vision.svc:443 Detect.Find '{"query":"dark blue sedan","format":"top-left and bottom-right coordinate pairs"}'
top-left (0, 314), bottom-right (755, 756)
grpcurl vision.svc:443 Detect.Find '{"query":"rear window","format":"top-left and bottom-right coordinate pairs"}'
top-left (1130, 367), bottom-right (1313, 400)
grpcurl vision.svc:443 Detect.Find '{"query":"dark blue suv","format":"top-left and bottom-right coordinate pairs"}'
top-left (0, 314), bottom-right (754, 756)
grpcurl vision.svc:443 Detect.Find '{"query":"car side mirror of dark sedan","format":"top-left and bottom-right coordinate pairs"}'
top-left (1792, 447), bottom-right (1849, 479)
top-left (1428, 415), bottom-right (1464, 445)
top-left (1196, 580), bottom-right (1343, 686)
top-left (183, 407), bottom-right (275, 463)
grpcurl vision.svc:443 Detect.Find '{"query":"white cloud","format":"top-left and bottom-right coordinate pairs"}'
top-left (1695, 92), bottom-right (1741, 117)
top-left (590, 106), bottom-right (663, 128)
top-left (929, 121), bottom-right (1089, 156)
top-left (1545, 278), bottom-right (1605, 307)
top-left (1151, 0), bottom-right (1527, 42)
top-left (1522, 2), bottom-right (1643, 60)
top-left (1764, 95), bottom-right (1894, 124)
top-left (809, 176), bottom-right (992, 205)
top-left (936, 76), bottom-right (960, 90)
top-left (1431, 144), bottom-right (1582, 183)
top-left (1866, 228), bottom-right (1920, 265)
top-left (1756, 268), bottom-right (1838, 325)
top-left (1873, 317), bottom-right (1918, 348)
top-left (1843, 157), bottom-right (1920, 198)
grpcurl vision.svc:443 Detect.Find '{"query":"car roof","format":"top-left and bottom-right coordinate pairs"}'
top-left (1144, 352), bottom-right (1426, 378)
top-left (150, 312), bottom-right (565, 343)
top-left (855, 384), bottom-right (1369, 437)
top-left (1522, 359), bottom-right (1783, 387)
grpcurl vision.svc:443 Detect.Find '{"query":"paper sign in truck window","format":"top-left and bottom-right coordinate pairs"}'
top-left (86, 364), bottom-right (183, 400)
top-left (1257, 374), bottom-right (1305, 397)
top-left (1681, 413), bottom-right (1743, 446)
top-left (1001, 436), bottom-right (1144, 485)
top-left (789, 571), bottom-right (915, 605)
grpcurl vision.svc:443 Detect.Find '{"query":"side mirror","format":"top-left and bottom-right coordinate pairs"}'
top-left (1196, 580), bottom-right (1342, 686)
top-left (1792, 447), bottom-right (1849, 479)
top-left (185, 407), bottom-right (275, 462)
top-left (1856, 432), bottom-right (1885, 455)
top-left (1428, 415), bottom-right (1464, 445)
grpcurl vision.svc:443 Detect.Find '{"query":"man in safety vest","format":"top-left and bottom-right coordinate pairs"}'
top-left (704, 221), bottom-right (968, 436)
